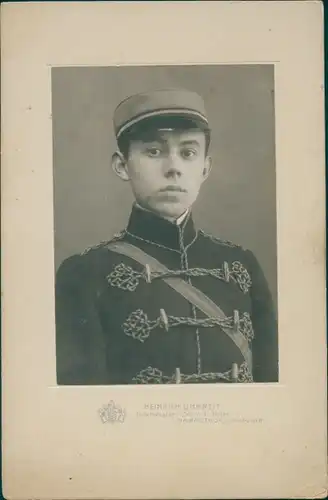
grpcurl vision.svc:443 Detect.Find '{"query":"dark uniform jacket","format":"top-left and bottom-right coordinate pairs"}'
top-left (56, 205), bottom-right (279, 385)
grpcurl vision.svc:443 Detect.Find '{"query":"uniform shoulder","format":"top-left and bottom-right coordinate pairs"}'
top-left (56, 231), bottom-right (127, 282)
top-left (80, 230), bottom-right (126, 256)
top-left (55, 252), bottom-right (88, 290)
top-left (198, 229), bottom-right (246, 251)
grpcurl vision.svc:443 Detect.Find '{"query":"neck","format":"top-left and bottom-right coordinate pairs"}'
top-left (126, 203), bottom-right (197, 251)
top-left (134, 202), bottom-right (189, 226)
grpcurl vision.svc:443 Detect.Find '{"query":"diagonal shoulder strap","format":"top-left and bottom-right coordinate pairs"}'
top-left (107, 240), bottom-right (252, 370)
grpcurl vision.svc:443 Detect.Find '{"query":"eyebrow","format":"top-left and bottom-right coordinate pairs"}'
top-left (179, 139), bottom-right (201, 147)
top-left (140, 136), bottom-right (201, 147)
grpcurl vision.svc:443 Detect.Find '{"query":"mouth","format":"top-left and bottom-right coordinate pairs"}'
top-left (159, 185), bottom-right (187, 193)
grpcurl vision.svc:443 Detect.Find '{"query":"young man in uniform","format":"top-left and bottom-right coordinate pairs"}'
top-left (55, 88), bottom-right (278, 385)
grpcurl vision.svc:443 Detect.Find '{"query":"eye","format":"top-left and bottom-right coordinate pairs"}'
top-left (181, 148), bottom-right (197, 159)
top-left (145, 147), bottom-right (162, 157)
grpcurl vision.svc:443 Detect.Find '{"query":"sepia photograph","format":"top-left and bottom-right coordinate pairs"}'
top-left (53, 65), bottom-right (279, 386)
top-left (2, 2), bottom-right (326, 499)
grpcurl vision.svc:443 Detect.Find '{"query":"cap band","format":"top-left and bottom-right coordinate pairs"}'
top-left (116, 108), bottom-right (208, 140)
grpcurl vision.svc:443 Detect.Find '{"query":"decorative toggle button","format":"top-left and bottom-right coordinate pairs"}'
top-left (175, 367), bottom-right (181, 384)
top-left (160, 308), bottom-right (169, 331)
top-left (233, 310), bottom-right (240, 331)
top-left (144, 264), bottom-right (151, 283)
top-left (223, 261), bottom-right (230, 282)
top-left (231, 363), bottom-right (239, 382)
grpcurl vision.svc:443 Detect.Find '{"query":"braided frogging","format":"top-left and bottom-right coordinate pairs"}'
top-left (107, 262), bottom-right (252, 294)
top-left (132, 361), bottom-right (253, 384)
top-left (123, 308), bottom-right (254, 343)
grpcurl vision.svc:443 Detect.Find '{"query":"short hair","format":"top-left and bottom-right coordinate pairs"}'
top-left (117, 115), bottom-right (211, 159)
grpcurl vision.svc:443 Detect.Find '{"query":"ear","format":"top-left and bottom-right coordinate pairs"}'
top-left (111, 151), bottom-right (130, 181)
top-left (202, 155), bottom-right (212, 181)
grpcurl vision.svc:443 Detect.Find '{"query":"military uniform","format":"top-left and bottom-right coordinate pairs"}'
top-left (56, 204), bottom-right (278, 385)
top-left (55, 89), bottom-right (278, 385)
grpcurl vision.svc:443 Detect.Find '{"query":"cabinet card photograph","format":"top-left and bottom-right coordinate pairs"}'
top-left (2, 2), bottom-right (326, 499)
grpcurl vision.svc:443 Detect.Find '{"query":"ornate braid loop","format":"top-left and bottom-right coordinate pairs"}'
top-left (132, 361), bottom-right (253, 384)
top-left (123, 309), bottom-right (254, 343)
top-left (106, 262), bottom-right (140, 292)
top-left (106, 261), bottom-right (252, 294)
top-left (133, 366), bottom-right (165, 384)
top-left (122, 309), bottom-right (160, 342)
top-left (239, 312), bottom-right (254, 342)
top-left (230, 261), bottom-right (252, 294)
top-left (236, 360), bottom-right (253, 382)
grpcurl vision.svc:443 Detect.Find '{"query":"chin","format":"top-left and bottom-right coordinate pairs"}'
top-left (153, 203), bottom-right (187, 219)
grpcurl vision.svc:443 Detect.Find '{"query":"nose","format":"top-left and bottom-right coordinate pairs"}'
top-left (163, 153), bottom-right (182, 178)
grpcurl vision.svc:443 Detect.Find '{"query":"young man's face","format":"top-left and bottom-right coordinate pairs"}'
top-left (113, 128), bottom-right (212, 221)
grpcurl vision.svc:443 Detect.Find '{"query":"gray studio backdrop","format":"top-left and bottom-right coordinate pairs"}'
top-left (52, 65), bottom-right (277, 309)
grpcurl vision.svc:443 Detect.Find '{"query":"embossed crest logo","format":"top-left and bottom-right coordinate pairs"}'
top-left (98, 400), bottom-right (126, 423)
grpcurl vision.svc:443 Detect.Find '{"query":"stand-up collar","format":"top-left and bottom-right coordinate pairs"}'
top-left (126, 204), bottom-right (197, 251)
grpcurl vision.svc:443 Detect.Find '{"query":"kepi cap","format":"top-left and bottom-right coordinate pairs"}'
top-left (114, 89), bottom-right (209, 140)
